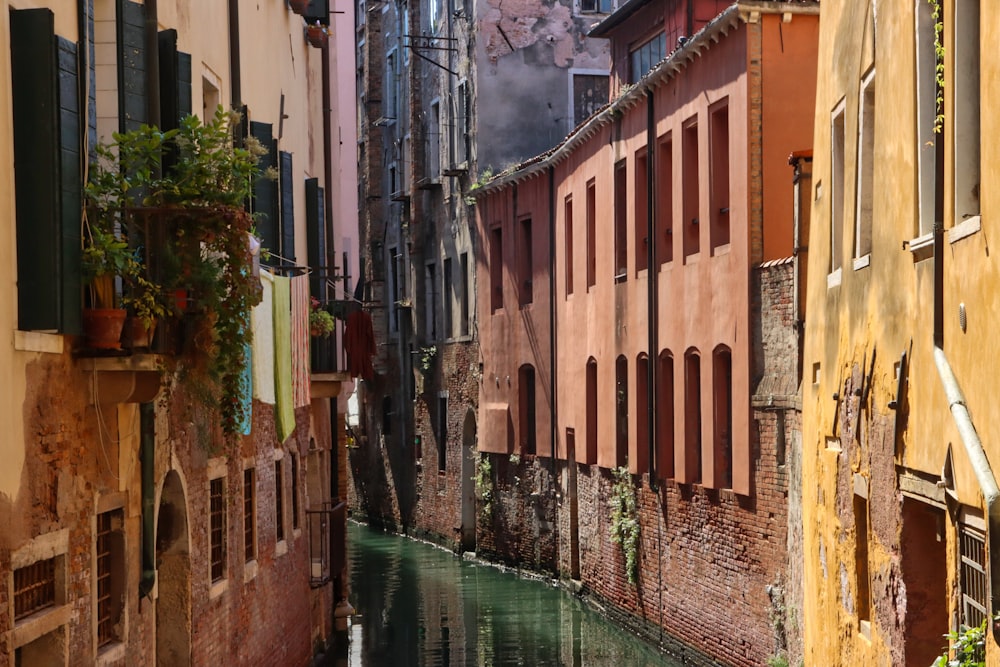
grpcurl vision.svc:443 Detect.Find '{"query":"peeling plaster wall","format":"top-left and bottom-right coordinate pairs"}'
top-left (475, 0), bottom-right (609, 170)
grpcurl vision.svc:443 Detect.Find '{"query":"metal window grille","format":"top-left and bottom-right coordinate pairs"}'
top-left (291, 454), bottom-right (300, 531)
top-left (960, 526), bottom-right (987, 628)
top-left (210, 478), bottom-right (226, 581)
top-left (96, 511), bottom-right (120, 647)
top-left (275, 460), bottom-right (285, 542)
top-left (14, 558), bottom-right (56, 620)
top-left (244, 468), bottom-right (256, 562)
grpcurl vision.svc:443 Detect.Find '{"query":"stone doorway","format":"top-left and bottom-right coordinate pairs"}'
top-left (900, 497), bottom-right (947, 666)
top-left (156, 470), bottom-right (192, 667)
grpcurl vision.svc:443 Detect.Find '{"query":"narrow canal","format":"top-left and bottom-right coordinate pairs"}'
top-left (336, 521), bottom-right (681, 667)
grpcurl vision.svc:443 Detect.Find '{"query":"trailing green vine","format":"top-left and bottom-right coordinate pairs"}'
top-left (933, 615), bottom-right (989, 667)
top-left (474, 455), bottom-right (493, 518)
top-left (609, 466), bottom-right (640, 585)
top-left (929, 0), bottom-right (945, 134)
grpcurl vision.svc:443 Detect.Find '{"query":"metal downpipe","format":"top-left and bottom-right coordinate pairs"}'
top-left (645, 89), bottom-right (657, 487)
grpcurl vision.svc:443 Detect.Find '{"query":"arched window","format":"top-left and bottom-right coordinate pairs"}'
top-left (684, 348), bottom-right (702, 484)
top-left (518, 364), bottom-right (536, 456)
top-left (657, 351), bottom-right (674, 479)
top-left (712, 346), bottom-right (732, 489)
top-left (615, 355), bottom-right (628, 468)
top-left (586, 358), bottom-right (598, 464)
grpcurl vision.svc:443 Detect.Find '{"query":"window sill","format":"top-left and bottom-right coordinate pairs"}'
top-left (907, 232), bottom-right (934, 262)
top-left (276, 539), bottom-right (288, 557)
top-left (711, 242), bottom-right (731, 257)
top-left (949, 215), bottom-right (981, 244)
top-left (12, 603), bottom-right (71, 648)
top-left (97, 641), bottom-right (126, 666)
top-left (613, 272), bottom-right (627, 284)
top-left (244, 559), bottom-right (258, 584)
top-left (209, 578), bottom-right (228, 599)
top-left (853, 254), bottom-right (871, 271)
top-left (292, 527), bottom-right (302, 541)
top-left (827, 268), bottom-right (842, 289)
top-left (14, 331), bottom-right (64, 354)
top-left (683, 252), bottom-right (701, 265)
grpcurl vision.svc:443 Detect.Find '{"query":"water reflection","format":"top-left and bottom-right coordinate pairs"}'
top-left (344, 522), bottom-right (679, 667)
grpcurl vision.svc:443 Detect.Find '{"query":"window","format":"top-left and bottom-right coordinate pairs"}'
top-left (452, 81), bottom-right (469, 166)
top-left (14, 558), bottom-right (57, 621)
top-left (429, 99), bottom-right (441, 178)
top-left (684, 349), bottom-right (702, 484)
top-left (519, 217), bottom-right (533, 305)
top-left (490, 227), bottom-right (503, 312)
top-left (635, 354), bottom-right (649, 474)
top-left (209, 478), bottom-right (226, 581)
top-left (831, 101), bottom-right (846, 274)
top-left (855, 72), bottom-right (875, 264)
top-left (426, 262), bottom-right (438, 340)
top-left (96, 510), bottom-right (124, 648)
top-left (586, 358), bottom-right (598, 464)
top-left (10, 8), bottom-right (82, 333)
top-left (709, 100), bottom-right (730, 250)
top-left (614, 160), bottom-right (628, 279)
top-left (572, 73), bottom-right (609, 126)
top-left (580, 0), bottom-right (614, 13)
top-left (429, 0), bottom-right (440, 32)
top-left (682, 119), bottom-right (700, 258)
top-left (290, 453), bottom-right (300, 531)
top-left (443, 257), bottom-right (454, 337)
top-left (657, 351), bottom-right (675, 479)
top-left (244, 468), bottom-right (256, 563)
top-left (275, 459), bottom-right (285, 543)
top-left (635, 150), bottom-right (649, 273)
top-left (629, 33), bottom-right (666, 83)
top-left (519, 365), bottom-right (537, 456)
top-left (437, 395), bottom-right (448, 473)
top-left (460, 252), bottom-right (470, 336)
top-left (657, 135), bottom-right (674, 265)
top-left (953, 0), bottom-right (980, 226)
top-left (959, 524), bottom-right (987, 628)
top-left (389, 246), bottom-right (400, 333)
top-left (712, 346), bottom-right (732, 489)
top-left (586, 179), bottom-right (597, 287)
top-left (385, 49), bottom-right (398, 121)
top-left (915, 0), bottom-right (942, 238)
top-left (615, 355), bottom-right (628, 467)
top-left (564, 197), bottom-right (575, 296)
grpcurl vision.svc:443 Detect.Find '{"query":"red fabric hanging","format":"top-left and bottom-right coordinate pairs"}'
top-left (344, 310), bottom-right (376, 381)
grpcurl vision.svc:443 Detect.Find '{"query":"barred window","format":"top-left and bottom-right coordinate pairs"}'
top-left (96, 510), bottom-right (124, 647)
top-left (244, 468), bottom-right (256, 562)
top-left (960, 525), bottom-right (987, 628)
top-left (210, 478), bottom-right (226, 582)
top-left (14, 558), bottom-right (56, 620)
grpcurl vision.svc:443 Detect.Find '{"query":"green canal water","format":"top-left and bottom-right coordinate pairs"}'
top-left (340, 521), bottom-right (681, 667)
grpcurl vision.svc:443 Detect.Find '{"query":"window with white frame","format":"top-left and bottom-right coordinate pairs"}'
top-left (915, 0), bottom-right (940, 239)
top-left (953, 0), bottom-right (980, 227)
top-left (830, 100), bottom-right (846, 277)
top-left (855, 70), bottom-right (875, 264)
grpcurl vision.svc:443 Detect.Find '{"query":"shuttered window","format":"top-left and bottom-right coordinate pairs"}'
top-left (251, 122), bottom-right (280, 255)
top-left (118, 1), bottom-right (147, 133)
top-left (10, 9), bottom-right (82, 333)
top-left (280, 151), bottom-right (296, 264)
top-left (305, 178), bottom-right (326, 296)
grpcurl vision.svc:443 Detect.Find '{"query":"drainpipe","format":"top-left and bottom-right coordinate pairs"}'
top-left (549, 166), bottom-right (557, 472)
top-left (645, 90), bottom-right (657, 488)
top-left (139, 402), bottom-right (156, 598)
top-left (932, 213), bottom-right (1000, 636)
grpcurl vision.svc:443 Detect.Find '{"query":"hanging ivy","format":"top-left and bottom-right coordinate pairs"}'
top-left (609, 466), bottom-right (640, 585)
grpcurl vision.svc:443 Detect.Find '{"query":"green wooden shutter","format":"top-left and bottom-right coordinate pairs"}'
top-left (279, 151), bottom-right (296, 265)
top-left (305, 178), bottom-right (326, 297)
top-left (10, 9), bottom-right (67, 332)
top-left (158, 30), bottom-right (180, 129)
top-left (57, 36), bottom-right (83, 334)
top-left (250, 122), bottom-right (280, 255)
top-left (117, 0), bottom-right (146, 132)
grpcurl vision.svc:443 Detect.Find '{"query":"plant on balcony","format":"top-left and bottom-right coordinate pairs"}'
top-left (85, 107), bottom-right (267, 437)
top-left (310, 308), bottom-right (335, 338)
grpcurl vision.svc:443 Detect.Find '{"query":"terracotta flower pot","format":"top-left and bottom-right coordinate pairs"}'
top-left (307, 24), bottom-right (327, 48)
top-left (82, 308), bottom-right (128, 350)
top-left (125, 317), bottom-right (158, 349)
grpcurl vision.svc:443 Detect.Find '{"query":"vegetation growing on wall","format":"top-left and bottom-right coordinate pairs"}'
top-left (609, 466), bottom-right (640, 585)
top-left (933, 616), bottom-right (988, 667)
top-left (474, 455), bottom-right (494, 518)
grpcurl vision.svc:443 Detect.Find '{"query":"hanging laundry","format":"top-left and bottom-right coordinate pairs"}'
top-left (344, 309), bottom-right (376, 381)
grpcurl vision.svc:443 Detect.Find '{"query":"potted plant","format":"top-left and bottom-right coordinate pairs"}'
top-left (80, 226), bottom-right (135, 348)
top-left (306, 22), bottom-right (328, 48)
top-left (310, 307), bottom-right (335, 338)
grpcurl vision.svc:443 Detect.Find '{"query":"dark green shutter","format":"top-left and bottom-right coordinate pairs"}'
top-left (303, 0), bottom-right (330, 24)
top-left (279, 151), bottom-right (296, 264)
top-left (158, 30), bottom-right (179, 129)
top-left (305, 178), bottom-right (326, 297)
top-left (177, 51), bottom-right (192, 118)
top-left (250, 122), bottom-right (279, 256)
top-left (11, 9), bottom-right (81, 333)
top-left (117, 0), bottom-right (146, 132)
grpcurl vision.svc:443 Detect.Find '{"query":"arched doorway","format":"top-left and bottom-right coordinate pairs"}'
top-left (460, 409), bottom-right (477, 552)
top-left (156, 470), bottom-right (191, 667)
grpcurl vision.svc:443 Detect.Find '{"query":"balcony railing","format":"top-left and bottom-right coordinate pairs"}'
top-left (306, 500), bottom-right (346, 588)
